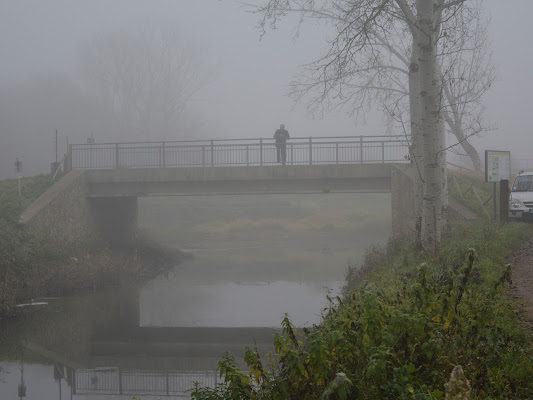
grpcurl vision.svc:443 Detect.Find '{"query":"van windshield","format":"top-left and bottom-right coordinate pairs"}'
top-left (512, 175), bottom-right (533, 192)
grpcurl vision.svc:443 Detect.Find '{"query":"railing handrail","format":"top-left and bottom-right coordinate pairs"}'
top-left (70, 135), bottom-right (408, 147)
top-left (71, 140), bottom-right (408, 150)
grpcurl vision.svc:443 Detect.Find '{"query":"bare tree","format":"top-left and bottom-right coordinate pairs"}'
top-left (438, 2), bottom-right (497, 171)
top-left (253, 0), bottom-right (483, 252)
top-left (78, 23), bottom-right (213, 141)
top-left (358, 1), bottom-right (494, 173)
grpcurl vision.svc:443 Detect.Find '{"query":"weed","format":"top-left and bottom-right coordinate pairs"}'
top-left (191, 221), bottom-right (533, 399)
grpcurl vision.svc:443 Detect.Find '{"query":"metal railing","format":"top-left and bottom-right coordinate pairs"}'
top-left (68, 135), bottom-right (410, 170)
top-left (73, 368), bottom-right (217, 397)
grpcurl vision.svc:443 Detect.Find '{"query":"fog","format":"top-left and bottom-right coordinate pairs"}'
top-left (0, 0), bottom-right (532, 178)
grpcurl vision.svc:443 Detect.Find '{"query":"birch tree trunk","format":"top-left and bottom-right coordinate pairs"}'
top-left (417, 0), bottom-right (446, 252)
top-left (408, 43), bottom-right (425, 248)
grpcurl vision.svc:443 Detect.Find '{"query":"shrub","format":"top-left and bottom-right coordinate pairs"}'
top-left (191, 221), bottom-right (533, 399)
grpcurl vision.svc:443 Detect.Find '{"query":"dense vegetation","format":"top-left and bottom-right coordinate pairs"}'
top-left (191, 220), bottom-right (533, 399)
top-left (0, 175), bottom-right (64, 316)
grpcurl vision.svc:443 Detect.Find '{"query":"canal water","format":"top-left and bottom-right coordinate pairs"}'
top-left (0, 193), bottom-right (391, 399)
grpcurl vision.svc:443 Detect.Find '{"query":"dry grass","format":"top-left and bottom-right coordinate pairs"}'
top-left (190, 211), bottom-right (386, 241)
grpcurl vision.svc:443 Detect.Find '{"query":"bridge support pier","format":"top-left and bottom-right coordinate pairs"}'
top-left (88, 196), bottom-right (138, 247)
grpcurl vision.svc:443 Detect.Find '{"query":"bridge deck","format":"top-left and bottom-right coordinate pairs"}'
top-left (84, 164), bottom-right (405, 197)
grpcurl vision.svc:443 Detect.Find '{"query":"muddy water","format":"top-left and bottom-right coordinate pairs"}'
top-left (0, 193), bottom-right (391, 399)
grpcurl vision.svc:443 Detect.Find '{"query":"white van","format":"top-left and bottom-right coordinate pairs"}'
top-left (509, 171), bottom-right (533, 219)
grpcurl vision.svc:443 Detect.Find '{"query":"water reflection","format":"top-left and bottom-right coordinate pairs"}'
top-left (0, 250), bottom-right (344, 399)
top-left (1, 193), bottom-right (391, 398)
top-left (1, 289), bottom-right (278, 399)
top-left (140, 245), bottom-right (348, 328)
top-left (2, 360), bottom-right (216, 399)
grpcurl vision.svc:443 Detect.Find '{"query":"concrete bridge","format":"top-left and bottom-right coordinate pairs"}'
top-left (21, 136), bottom-right (415, 245)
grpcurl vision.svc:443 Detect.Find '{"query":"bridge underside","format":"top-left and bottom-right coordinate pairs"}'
top-left (88, 177), bottom-right (392, 196)
top-left (85, 164), bottom-right (399, 196)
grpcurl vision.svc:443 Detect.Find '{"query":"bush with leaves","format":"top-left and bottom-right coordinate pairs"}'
top-left (191, 222), bottom-right (533, 399)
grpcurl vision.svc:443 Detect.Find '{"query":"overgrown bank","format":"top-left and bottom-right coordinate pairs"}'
top-left (0, 175), bottom-right (186, 319)
top-left (192, 221), bottom-right (533, 399)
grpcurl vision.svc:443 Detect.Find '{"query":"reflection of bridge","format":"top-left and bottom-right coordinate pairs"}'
top-left (73, 368), bottom-right (217, 398)
top-left (25, 326), bottom-right (277, 399)
top-left (21, 136), bottom-right (415, 245)
top-left (14, 286), bottom-right (277, 399)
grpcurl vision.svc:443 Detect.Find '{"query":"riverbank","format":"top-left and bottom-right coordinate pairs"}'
top-left (0, 221), bottom-right (188, 319)
top-left (0, 174), bottom-right (188, 319)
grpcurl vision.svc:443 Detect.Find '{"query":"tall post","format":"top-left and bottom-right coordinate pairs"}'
top-left (259, 138), bottom-right (263, 166)
top-left (308, 137), bottom-right (312, 165)
top-left (493, 182), bottom-right (497, 220)
top-left (290, 143), bottom-right (294, 165)
top-left (72, 370), bottom-right (76, 395)
top-left (115, 143), bottom-right (120, 169)
top-left (500, 180), bottom-right (509, 224)
top-left (55, 129), bottom-right (58, 163)
top-left (67, 143), bottom-right (72, 171)
top-left (18, 176), bottom-right (21, 211)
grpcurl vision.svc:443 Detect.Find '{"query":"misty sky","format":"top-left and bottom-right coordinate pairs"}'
top-left (0, 0), bottom-right (532, 176)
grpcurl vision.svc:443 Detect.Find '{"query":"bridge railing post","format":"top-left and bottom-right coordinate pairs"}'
top-left (89, 143), bottom-right (94, 169)
top-left (202, 145), bottom-right (206, 167)
top-left (382, 141), bottom-right (385, 163)
top-left (162, 142), bottom-right (166, 167)
top-left (246, 145), bottom-right (249, 166)
top-left (290, 143), bottom-right (294, 165)
top-left (336, 143), bottom-right (339, 164)
top-left (309, 137), bottom-right (312, 165)
top-left (115, 143), bottom-right (119, 168)
top-left (260, 138), bottom-right (263, 166)
top-left (210, 139), bottom-right (214, 167)
top-left (67, 143), bottom-right (72, 171)
top-left (360, 136), bottom-right (364, 163)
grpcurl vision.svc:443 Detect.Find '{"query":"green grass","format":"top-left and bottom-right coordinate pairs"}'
top-left (0, 174), bottom-right (54, 223)
top-left (448, 170), bottom-right (499, 219)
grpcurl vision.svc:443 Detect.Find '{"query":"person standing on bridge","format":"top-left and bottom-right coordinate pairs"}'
top-left (274, 124), bottom-right (290, 164)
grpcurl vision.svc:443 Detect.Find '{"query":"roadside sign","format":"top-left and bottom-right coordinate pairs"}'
top-left (485, 150), bottom-right (511, 182)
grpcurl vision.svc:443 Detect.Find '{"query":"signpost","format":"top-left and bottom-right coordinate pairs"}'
top-left (485, 150), bottom-right (511, 222)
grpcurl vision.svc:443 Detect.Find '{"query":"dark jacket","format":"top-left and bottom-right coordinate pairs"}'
top-left (274, 129), bottom-right (290, 143)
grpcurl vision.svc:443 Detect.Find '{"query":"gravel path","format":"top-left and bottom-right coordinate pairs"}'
top-left (509, 233), bottom-right (533, 331)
